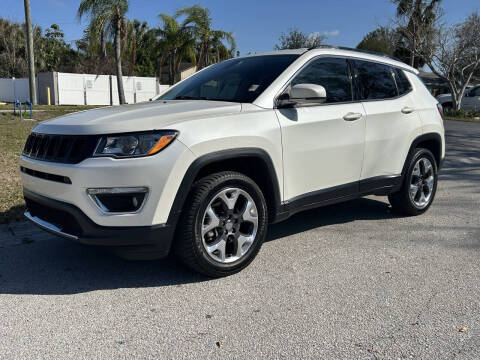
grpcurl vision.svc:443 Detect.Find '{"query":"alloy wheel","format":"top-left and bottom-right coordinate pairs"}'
top-left (409, 157), bottom-right (435, 208)
top-left (201, 187), bottom-right (259, 263)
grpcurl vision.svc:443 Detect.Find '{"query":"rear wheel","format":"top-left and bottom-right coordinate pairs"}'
top-left (175, 171), bottom-right (268, 277)
top-left (388, 148), bottom-right (438, 215)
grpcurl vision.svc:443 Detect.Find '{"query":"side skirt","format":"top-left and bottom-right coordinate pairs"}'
top-left (274, 175), bottom-right (402, 222)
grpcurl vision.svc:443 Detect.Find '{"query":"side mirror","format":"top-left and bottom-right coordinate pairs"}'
top-left (278, 84), bottom-right (327, 107)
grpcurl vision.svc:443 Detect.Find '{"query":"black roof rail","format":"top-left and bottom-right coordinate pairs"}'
top-left (305, 45), bottom-right (403, 63)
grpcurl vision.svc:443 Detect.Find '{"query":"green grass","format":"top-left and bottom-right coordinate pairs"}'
top-left (0, 106), bottom-right (103, 224)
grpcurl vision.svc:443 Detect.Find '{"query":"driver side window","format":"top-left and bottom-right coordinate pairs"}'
top-left (291, 57), bottom-right (353, 103)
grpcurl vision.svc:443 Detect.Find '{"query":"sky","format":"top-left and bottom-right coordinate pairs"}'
top-left (1, 0), bottom-right (479, 55)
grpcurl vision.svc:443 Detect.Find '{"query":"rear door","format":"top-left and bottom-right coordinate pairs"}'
top-left (351, 60), bottom-right (422, 185)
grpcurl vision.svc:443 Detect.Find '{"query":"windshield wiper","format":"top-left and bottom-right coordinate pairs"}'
top-left (174, 95), bottom-right (207, 100)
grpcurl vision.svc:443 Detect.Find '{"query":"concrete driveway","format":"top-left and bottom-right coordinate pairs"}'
top-left (0, 120), bottom-right (479, 359)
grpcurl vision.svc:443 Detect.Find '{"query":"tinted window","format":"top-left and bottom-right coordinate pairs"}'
top-left (353, 60), bottom-right (398, 100)
top-left (159, 55), bottom-right (299, 103)
top-left (291, 57), bottom-right (353, 103)
top-left (394, 68), bottom-right (412, 95)
top-left (470, 86), bottom-right (480, 97)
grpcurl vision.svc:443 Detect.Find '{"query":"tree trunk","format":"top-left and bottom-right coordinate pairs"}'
top-left (157, 53), bottom-right (167, 83)
top-left (410, 37), bottom-right (416, 68)
top-left (100, 31), bottom-right (106, 58)
top-left (114, 18), bottom-right (126, 105)
top-left (197, 42), bottom-right (206, 70)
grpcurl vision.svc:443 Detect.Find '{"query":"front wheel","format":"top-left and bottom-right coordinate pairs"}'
top-left (175, 171), bottom-right (268, 277)
top-left (388, 148), bottom-right (438, 215)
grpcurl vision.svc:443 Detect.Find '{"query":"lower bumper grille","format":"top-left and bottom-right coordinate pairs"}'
top-left (25, 197), bottom-right (83, 237)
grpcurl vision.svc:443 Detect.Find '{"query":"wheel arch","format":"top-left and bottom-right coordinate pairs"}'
top-left (401, 133), bottom-right (443, 178)
top-left (166, 148), bottom-right (282, 226)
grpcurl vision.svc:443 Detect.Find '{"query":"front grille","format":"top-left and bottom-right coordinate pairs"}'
top-left (22, 133), bottom-right (98, 164)
top-left (25, 197), bottom-right (83, 236)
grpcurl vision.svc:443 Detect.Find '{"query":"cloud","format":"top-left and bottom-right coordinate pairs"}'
top-left (322, 30), bottom-right (340, 37)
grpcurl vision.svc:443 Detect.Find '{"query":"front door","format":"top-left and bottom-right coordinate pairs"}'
top-left (275, 57), bottom-right (366, 202)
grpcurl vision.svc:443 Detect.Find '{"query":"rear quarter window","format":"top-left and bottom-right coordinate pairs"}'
top-left (393, 68), bottom-right (412, 95)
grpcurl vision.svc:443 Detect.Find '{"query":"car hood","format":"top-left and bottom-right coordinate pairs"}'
top-left (33, 100), bottom-right (242, 135)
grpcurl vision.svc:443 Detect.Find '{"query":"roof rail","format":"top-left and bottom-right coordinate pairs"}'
top-left (306, 45), bottom-right (403, 63)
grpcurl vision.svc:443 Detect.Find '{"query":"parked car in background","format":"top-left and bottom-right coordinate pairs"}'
top-left (437, 85), bottom-right (480, 111)
top-left (20, 46), bottom-right (445, 277)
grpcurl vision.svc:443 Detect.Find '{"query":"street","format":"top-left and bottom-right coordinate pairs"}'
top-left (0, 120), bottom-right (479, 359)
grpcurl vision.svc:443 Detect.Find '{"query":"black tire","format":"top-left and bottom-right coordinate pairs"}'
top-left (175, 171), bottom-right (268, 277)
top-left (388, 148), bottom-right (438, 216)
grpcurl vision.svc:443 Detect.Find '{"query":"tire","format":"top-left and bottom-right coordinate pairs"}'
top-left (175, 171), bottom-right (268, 277)
top-left (388, 148), bottom-right (438, 216)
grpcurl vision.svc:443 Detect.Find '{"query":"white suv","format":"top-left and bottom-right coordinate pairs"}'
top-left (20, 47), bottom-right (445, 277)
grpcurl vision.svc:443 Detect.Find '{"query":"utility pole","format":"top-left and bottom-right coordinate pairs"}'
top-left (24, 0), bottom-right (37, 105)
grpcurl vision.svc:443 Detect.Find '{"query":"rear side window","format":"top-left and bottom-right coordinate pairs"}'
top-left (470, 86), bottom-right (480, 97)
top-left (353, 60), bottom-right (398, 100)
top-left (393, 68), bottom-right (412, 95)
top-left (291, 57), bottom-right (353, 103)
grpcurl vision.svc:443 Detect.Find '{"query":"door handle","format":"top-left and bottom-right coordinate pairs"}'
top-left (343, 112), bottom-right (363, 121)
top-left (401, 106), bottom-right (415, 114)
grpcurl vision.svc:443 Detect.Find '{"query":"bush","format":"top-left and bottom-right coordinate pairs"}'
top-left (444, 109), bottom-right (480, 119)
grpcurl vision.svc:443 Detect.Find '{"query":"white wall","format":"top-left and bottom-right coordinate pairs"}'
top-left (0, 77), bottom-right (38, 103)
top-left (0, 72), bottom-right (164, 105)
top-left (57, 73), bottom-right (161, 106)
top-left (57, 73), bottom-right (85, 105)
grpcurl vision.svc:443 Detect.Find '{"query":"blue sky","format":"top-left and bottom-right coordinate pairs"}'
top-left (1, 0), bottom-right (479, 55)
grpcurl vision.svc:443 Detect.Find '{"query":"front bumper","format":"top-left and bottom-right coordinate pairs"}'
top-left (24, 189), bottom-right (174, 255)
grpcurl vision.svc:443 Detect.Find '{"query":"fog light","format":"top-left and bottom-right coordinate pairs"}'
top-left (87, 187), bottom-right (148, 213)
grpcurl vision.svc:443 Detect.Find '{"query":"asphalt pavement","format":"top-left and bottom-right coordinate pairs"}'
top-left (0, 120), bottom-right (479, 359)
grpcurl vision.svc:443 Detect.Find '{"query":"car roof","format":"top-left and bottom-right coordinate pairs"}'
top-left (242, 46), bottom-right (419, 74)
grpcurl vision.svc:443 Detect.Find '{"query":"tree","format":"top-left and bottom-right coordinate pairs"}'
top-left (156, 14), bottom-right (196, 84)
top-left (0, 19), bottom-right (27, 77)
top-left (41, 24), bottom-right (69, 71)
top-left (392, 0), bottom-right (442, 67)
top-left (78, 0), bottom-right (129, 104)
top-left (419, 12), bottom-right (480, 110)
top-left (357, 26), bottom-right (399, 56)
top-left (274, 28), bottom-right (326, 50)
top-left (176, 5), bottom-right (235, 70)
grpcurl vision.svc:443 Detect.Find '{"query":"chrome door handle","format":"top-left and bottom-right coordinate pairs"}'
top-left (401, 106), bottom-right (415, 114)
top-left (343, 112), bottom-right (363, 121)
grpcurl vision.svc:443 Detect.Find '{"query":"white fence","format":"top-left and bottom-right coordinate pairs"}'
top-left (0, 78), bottom-right (38, 103)
top-left (0, 72), bottom-right (169, 105)
top-left (57, 73), bottom-right (161, 105)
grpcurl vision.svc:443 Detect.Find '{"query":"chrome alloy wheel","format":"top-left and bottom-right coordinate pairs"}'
top-left (409, 157), bottom-right (435, 209)
top-left (201, 187), bottom-right (259, 263)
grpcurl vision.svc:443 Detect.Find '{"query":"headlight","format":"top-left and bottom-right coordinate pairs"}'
top-left (93, 130), bottom-right (177, 158)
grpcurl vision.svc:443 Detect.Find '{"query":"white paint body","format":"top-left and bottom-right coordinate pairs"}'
top-left (20, 48), bottom-right (445, 228)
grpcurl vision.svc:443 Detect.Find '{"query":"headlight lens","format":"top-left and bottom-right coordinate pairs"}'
top-left (93, 131), bottom-right (177, 158)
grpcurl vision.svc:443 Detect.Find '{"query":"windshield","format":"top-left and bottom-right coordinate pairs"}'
top-left (158, 55), bottom-right (299, 103)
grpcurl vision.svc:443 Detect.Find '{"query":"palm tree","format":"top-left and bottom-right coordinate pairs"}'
top-left (176, 5), bottom-right (235, 70)
top-left (156, 14), bottom-right (196, 85)
top-left (124, 19), bottom-right (148, 75)
top-left (78, 0), bottom-right (129, 104)
top-left (392, 0), bottom-right (441, 67)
